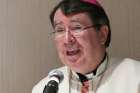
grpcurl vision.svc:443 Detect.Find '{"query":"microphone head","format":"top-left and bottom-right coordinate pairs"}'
top-left (48, 70), bottom-right (64, 83)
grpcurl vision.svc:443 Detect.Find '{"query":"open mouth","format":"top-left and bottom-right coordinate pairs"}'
top-left (66, 49), bottom-right (81, 56)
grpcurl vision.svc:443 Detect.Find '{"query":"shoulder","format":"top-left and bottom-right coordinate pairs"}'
top-left (114, 58), bottom-right (140, 76)
top-left (104, 57), bottom-right (140, 81)
top-left (114, 58), bottom-right (140, 72)
top-left (100, 58), bottom-right (140, 93)
top-left (108, 57), bottom-right (140, 71)
top-left (32, 66), bottom-right (68, 93)
top-left (108, 58), bottom-right (140, 80)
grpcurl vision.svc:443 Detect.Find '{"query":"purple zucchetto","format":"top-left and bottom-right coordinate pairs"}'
top-left (82, 0), bottom-right (101, 6)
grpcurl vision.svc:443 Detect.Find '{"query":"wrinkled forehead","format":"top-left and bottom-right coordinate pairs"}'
top-left (53, 9), bottom-right (93, 26)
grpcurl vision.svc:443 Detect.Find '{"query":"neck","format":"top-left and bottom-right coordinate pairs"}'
top-left (77, 52), bottom-right (107, 81)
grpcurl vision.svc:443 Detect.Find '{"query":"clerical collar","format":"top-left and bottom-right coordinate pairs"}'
top-left (72, 53), bottom-right (108, 83)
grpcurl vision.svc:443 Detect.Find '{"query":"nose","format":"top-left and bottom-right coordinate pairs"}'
top-left (64, 29), bottom-right (76, 44)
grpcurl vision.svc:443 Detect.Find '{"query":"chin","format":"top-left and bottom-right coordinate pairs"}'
top-left (72, 68), bottom-right (86, 74)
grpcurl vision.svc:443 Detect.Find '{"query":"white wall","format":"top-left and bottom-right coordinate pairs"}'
top-left (0, 0), bottom-right (61, 93)
top-left (100, 0), bottom-right (140, 60)
top-left (0, 0), bottom-right (139, 93)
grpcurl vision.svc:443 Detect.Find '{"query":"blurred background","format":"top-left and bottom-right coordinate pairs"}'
top-left (0, 0), bottom-right (139, 93)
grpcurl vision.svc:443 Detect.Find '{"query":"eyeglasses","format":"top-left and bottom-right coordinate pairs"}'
top-left (52, 24), bottom-right (100, 38)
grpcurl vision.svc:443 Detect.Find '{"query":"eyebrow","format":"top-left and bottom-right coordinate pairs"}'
top-left (54, 18), bottom-right (85, 27)
top-left (54, 21), bottom-right (63, 27)
top-left (70, 18), bottom-right (89, 26)
top-left (70, 18), bottom-right (82, 23)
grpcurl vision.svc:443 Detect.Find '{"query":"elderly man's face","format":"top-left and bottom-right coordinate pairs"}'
top-left (53, 9), bottom-right (108, 74)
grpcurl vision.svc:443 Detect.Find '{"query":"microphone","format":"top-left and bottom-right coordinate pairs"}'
top-left (43, 70), bottom-right (64, 93)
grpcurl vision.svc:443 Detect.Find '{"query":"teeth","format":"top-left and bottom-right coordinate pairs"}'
top-left (66, 49), bottom-right (80, 56)
top-left (67, 49), bottom-right (77, 51)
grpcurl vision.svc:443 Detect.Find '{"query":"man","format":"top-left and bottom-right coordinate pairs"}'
top-left (32, 0), bottom-right (140, 93)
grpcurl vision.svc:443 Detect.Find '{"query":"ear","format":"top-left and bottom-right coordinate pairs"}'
top-left (98, 25), bottom-right (109, 45)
